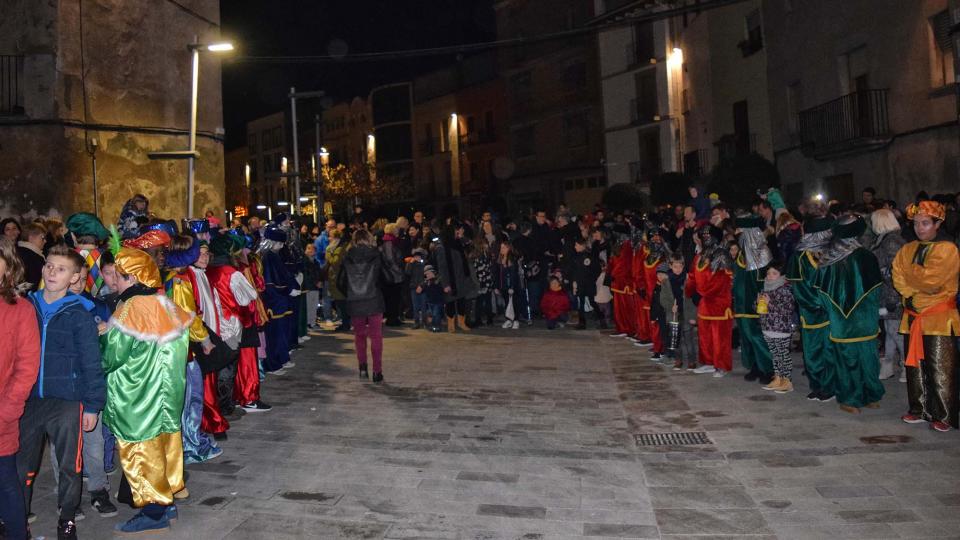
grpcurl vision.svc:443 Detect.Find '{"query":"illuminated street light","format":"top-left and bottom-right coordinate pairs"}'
top-left (256, 204), bottom-right (267, 209)
top-left (206, 42), bottom-right (234, 52)
top-left (150, 39), bottom-right (234, 218)
top-left (277, 201), bottom-right (290, 206)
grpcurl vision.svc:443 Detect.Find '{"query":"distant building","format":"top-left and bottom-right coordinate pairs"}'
top-left (496, 0), bottom-right (606, 215)
top-left (590, 0), bottom-right (773, 196)
top-left (223, 146), bottom-right (249, 220)
top-left (765, 0), bottom-right (958, 203)
top-left (321, 97), bottom-right (371, 169)
top-left (412, 54), bottom-right (509, 217)
top-left (245, 111), bottom-right (288, 216)
top-left (369, 82), bottom-right (416, 215)
top-left (0, 0), bottom-right (226, 223)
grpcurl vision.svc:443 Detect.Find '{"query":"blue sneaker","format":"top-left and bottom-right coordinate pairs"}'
top-left (165, 505), bottom-right (178, 523)
top-left (114, 511), bottom-right (170, 535)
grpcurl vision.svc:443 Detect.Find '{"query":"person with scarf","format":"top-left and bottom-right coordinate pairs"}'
top-left (732, 216), bottom-right (775, 384)
top-left (814, 215), bottom-right (885, 415)
top-left (435, 223), bottom-right (478, 333)
top-left (65, 212), bottom-right (110, 296)
top-left (161, 235), bottom-right (222, 465)
top-left (638, 228), bottom-right (670, 358)
top-left (630, 232), bottom-right (654, 346)
top-left (892, 201), bottom-right (959, 431)
top-left (235, 235), bottom-right (271, 403)
top-left (259, 226), bottom-right (300, 372)
top-left (206, 234), bottom-right (266, 418)
top-left (786, 214), bottom-right (838, 402)
top-left (690, 227), bottom-right (734, 376)
top-left (116, 194), bottom-right (149, 240)
top-left (102, 247), bottom-right (191, 534)
top-left (868, 209), bottom-right (908, 381)
top-left (186, 241), bottom-right (231, 441)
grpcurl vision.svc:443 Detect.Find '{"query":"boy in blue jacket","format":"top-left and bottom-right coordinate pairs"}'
top-left (18, 246), bottom-right (106, 540)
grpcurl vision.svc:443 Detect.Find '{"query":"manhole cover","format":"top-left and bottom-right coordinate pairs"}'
top-left (634, 431), bottom-right (712, 446)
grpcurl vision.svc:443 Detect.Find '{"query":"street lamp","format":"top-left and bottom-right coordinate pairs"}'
top-left (149, 39), bottom-right (234, 219)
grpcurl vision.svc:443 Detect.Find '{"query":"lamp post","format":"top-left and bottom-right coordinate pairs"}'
top-left (287, 87), bottom-right (325, 216)
top-left (149, 39), bottom-right (233, 219)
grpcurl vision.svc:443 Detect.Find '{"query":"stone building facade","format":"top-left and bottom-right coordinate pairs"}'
top-left (764, 0), bottom-right (958, 203)
top-left (0, 0), bottom-right (226, 224)
top-left (495, 0), bottom-right (606, 215)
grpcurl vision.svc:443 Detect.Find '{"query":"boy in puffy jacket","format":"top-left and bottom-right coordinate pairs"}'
top-left (540, 276), bottom-right (571, 329)
top-left (19, 246), bottom-right (105, 539)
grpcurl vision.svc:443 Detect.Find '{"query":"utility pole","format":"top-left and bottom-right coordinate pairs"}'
top-left (288, 88), bottom-right (325, 216)
top-left (315, 114), bottom-right (324, 220)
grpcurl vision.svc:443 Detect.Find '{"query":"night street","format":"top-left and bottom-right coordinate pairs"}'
top-left (24, 326), bottom-right (960, 540)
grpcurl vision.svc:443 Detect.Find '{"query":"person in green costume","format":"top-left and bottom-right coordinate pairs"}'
top-left (733, 216), bottom-right (774, 384)
top-left (813, 215), bottom-right (884, 414)
top-left (786, 213), bottom-right (838, 402)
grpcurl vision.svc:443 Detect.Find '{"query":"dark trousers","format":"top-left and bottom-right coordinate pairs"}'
top-left (335, 299), bottom-right (351, 329)
top-left (527, 278), bottom-right (545, 317)
top-left (576, 293), bottom-right (602, 327)
top-left (16, 399), bottom-right (82, 521)
top-left (383, 282), bottom-right (404, 323)
top-left (445, 298), bottom-right (467, 318)
top-left (1, 453), bottom-right (27, 539)
top-left (474, 292), bottom-right (493, 325)
top-left (905, 334), bottom-right (959, 428)
top-left (411, 290), bottom-right (426, 323)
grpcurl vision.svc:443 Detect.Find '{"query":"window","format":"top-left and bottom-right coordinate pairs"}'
top-left (440, 119), bottom-right (449, 152)
top-left (930, 10), bottom-right (956, 88)
top-left (513, 126), bottom-right (536, 157)
top-left (248, 158), bottom-right (258, 184)
top-left (469, 161), bottom-right (480, 187)
top-left (0, 55), bottom-right (24, 116)
top-left (739, 9), bottom-right (763, 56)
top-left (510, 71), bottom-right (532, 98)
top-left (563, 113), bottom-right (588, 148)
top-left (562, 62), bottom-right (587, 91)
top-left (632, 23), bottom-right (655, 65)
top-left (786, 81), bottom-right (802, 134)
top-left (634, 70), bottom-right (658, 122)
top-left (247, 133), bottom-right (258, 154)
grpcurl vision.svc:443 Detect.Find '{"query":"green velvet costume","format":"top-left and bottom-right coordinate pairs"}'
top-left (733, 217), bottom-right (773, 376)
top-left (786, 219), bottom-right (837, 398)
top-left (814, 220), bottom-right (885, 409)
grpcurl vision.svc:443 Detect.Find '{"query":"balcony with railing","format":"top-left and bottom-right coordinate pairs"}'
top-left (715, 133), bottom-right (757, 163)
top-left (1, 55), bottom-right (25, 116)
top-left (798, 89), bottom-right (891, 158)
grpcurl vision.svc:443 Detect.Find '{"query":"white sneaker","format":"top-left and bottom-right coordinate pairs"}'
top-left (712, 369), bottom-right (726, 378)
top-left (512, 321), bottom-right (520, 330)
top-left (502, 320), bottom-right (513, 329)
top-left (898, 372), bottom-right (907, 383)
top-left (693, 365), bottom-right (716, 374)
top-left (285, 361), bottom-right (296, 368)
top-left (610, 332), bottom-right (628, 338)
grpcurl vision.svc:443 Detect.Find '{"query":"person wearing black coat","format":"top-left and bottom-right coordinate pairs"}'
top-left (571, 238), bottom-right (604, 329)
top-left (16, 223), bottom-right (47, 292)
top-left (379, 223), bottom-right (406, 326)
top-left (343, 229), bottom-right (386, 382)
top-left (435, 224), bottom-right (478, 333)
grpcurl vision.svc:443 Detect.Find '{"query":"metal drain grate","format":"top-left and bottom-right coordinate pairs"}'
top-left (634, 431), bottom-right (712, 446)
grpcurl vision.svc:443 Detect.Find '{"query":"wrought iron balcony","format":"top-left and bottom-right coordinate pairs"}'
top-left (798, 89), bottom-right (890, 158)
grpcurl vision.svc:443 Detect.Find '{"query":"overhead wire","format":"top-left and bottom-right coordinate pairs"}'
top-left (230, 0), bottom-right (749, 65)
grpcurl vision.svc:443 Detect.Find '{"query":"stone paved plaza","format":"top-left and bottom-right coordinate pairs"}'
top-left (27, 325), bottom-right (960, 539)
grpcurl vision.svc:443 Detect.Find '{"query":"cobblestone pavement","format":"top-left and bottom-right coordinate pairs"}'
top-left (27, 324), bottom-right (960, 539)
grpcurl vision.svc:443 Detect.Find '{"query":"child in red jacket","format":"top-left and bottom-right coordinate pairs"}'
top-left (540, 276), bottom-right (571, 329)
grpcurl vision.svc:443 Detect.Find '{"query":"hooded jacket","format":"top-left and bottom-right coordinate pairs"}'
top-left (27, 290), bottom-right (106, 413)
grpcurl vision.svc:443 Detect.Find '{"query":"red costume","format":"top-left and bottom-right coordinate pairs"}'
top-left (631, 245), bottom-right (653, 342)
top-left (610, 241), bottom-right (638, 336)
top-left (206, 264), bottom-right (260, 410)
top-left (689, 255), bottom-right (733, 371)
top-left (641, 250), bottom-right (664, 352)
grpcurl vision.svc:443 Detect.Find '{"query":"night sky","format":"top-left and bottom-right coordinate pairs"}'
top-left (220, 0), bottom-right (497, 149)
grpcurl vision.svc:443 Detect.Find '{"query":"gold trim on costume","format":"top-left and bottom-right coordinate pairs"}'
top-left (829, 331), bottom-right (880, 343)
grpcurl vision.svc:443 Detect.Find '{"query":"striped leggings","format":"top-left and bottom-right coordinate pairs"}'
top-left (764, 335), bottom-right (793, 380)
